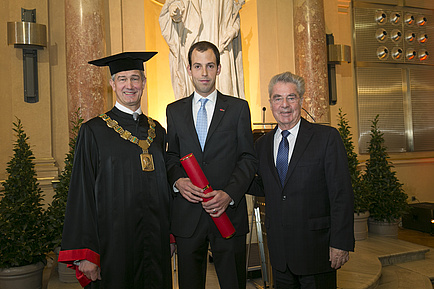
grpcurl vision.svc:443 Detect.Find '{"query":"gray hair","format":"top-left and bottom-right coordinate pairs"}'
top-left (268, 71), bottom-right (305, 98)
top-left (111, 70), bottom-right (146, 81)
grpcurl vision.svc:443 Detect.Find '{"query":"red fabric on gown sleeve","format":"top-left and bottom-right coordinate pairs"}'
top-left (58, 248), bottom-right (100, 287)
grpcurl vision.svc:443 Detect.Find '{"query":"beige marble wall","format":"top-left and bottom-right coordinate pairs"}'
top-left (325, 0), bottom-right (357, 142)
top-left (65, 0), bottom-right (108, 123)
top-left (294, 0), bottom-right (329, 124)
top-left (254, 0), bottom-right (295, 126)
top-left (107, 0), bottom-right (148, 111)
top-left (1, 0), bottom-right (61, 205)
top-left (48, 0), bottom-right (70, 173)
top-left (143, 0), bottom-right (171, 122)
top-left (0, 1), bottom-right (14, 182)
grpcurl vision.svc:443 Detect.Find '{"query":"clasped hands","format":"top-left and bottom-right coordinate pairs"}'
top-left (175, 177), bottom-right (231, 217)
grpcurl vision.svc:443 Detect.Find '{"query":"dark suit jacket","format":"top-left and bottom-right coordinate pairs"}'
top-left (166, 91), bottom-right (258, 238)
top-left (251, 118), bottom-right (354, 275)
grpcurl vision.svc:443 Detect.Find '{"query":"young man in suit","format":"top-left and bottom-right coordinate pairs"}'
top-left (250, 71), bottom-right (354, 289)
top-left (166, 41), bottom-right (257, 289)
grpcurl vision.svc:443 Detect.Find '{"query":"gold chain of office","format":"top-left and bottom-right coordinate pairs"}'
top-left (99, 113), bottom-right (156, 171)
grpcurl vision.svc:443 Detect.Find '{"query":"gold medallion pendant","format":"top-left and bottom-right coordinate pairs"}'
top-left (99, 113), bottom-right (156, 172)
top-left (141, 152), bottom-right (155, 171)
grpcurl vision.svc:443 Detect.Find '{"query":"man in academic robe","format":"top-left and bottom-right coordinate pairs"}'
top-left (166, 41), bottom-right (257, 289)
top-left (58, 52), bottom-right (173, 288)
top-left (249, 71), bottom-right (354, 289)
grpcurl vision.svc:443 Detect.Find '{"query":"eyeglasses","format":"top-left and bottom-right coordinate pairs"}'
top-left (270, 94), bottom-right (300, 104)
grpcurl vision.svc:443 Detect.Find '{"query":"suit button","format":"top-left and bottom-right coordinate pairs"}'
top-left (282, 195), bottom-right (287, 201)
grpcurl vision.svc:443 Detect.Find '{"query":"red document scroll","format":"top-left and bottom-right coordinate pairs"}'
top-left (180, 153), bottom-right (235, 239)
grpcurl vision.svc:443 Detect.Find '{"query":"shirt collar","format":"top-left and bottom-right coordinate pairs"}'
top-left (115, 102), bottom-right (142, 115)
top-left (193, 90), bottom-right (217, 104)
top-left (276, 118), bottom-right (301, 139)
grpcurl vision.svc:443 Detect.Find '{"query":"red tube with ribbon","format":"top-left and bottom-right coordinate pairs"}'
top-left (180, 153), bottom-right (236, 239)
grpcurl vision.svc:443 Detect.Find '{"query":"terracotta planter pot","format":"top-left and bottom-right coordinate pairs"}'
top-left (368, 218), bottom-right (400, 238)
top-left (354, 211), bottom-right (370, 241)
top-left (0, 261), bottom-right (45, 289)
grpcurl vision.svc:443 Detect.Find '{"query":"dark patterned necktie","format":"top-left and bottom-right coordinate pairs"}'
top-left (276, 130), bottom-right (290, 185)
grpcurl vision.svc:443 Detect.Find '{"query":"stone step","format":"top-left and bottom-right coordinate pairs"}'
top-left (378, 248), bottom-right (430, 266)
top-left (338, 235), bottom-right (433, 289)
top-left (377, 265), bottom-right (433, 289)
top-left (394, 250), bottom-right (434, 283)
top-left (338, 252), bottom-right (382, 289)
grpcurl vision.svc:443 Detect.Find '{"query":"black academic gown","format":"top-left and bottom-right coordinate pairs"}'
top-left (59, 107), bottom-right (172, 289)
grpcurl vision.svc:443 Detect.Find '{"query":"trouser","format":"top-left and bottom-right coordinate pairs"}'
top-left (273, 266), bottom-right (337, 289)
top-left (176, 211), bottom-right (246, 289)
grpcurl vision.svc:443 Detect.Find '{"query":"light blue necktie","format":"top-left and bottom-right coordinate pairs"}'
top-left (196, 98), bottom-right (209, 150)
top-left (276, 130), bottom-right (290, 185)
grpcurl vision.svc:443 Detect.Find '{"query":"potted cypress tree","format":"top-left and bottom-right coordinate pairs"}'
top-left (364, 115), bottom-right (409, 238)
top-left (337, 109), bottom-right (370, 240)
top-left (0, 118), bottom-right (50, 289)
top-left (46, 109), bottom-right (83, 282)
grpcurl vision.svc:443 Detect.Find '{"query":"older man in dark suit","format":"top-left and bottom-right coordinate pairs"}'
top-left (166, 41), bottom-right (257, 289)
top-left (250, 71), bottom-right (354, 289)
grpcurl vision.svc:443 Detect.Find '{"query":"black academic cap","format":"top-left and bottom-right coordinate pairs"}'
top-left (88, 51), bottom-right (157, 75)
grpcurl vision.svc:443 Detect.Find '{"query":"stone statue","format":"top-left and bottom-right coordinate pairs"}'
top-left (159, 0), bottom-right (245, 99)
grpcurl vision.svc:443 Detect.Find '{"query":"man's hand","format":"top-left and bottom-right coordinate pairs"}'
top-left (78, 260), bottom-right (101, 281)
top-left (175, 178), bottom-right (206, 203)
top-left (201, 190), bottom-right (232, 217)
top-left (329, 247), bottom-right (349, 269)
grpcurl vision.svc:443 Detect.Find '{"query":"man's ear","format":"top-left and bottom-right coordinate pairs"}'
top-left (187, 65), bottom-right (192, 76)
top-left (216, 64), bottom-right (221, 76)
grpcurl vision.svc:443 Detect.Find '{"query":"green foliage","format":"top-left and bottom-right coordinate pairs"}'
top-left (364, 115), bottom-right (409, 222)
top-left (46, 109), bottom-right (83, 249)
top-left (0, 118), bottom-right (49, 268)
top-left (337, 109), bottom-right (370, 213)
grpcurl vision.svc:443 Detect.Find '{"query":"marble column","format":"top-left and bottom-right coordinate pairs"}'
top-left (65, 0), bottom-right (107, 126)
top-left (294, 0), bottom-right (329, 124)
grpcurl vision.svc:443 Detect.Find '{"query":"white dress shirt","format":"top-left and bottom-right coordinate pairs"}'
top-left (115, 101), bottom-right (142, 115)
top-left (273, 119), bottom-right (301, 166)
top-left (192, 90), bottom-right (217, 129)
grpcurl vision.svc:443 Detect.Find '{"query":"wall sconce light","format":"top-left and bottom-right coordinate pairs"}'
top-left (7, 8), bottom-right (47, 103)
top-left (327, 34), bottom-right (351, 105)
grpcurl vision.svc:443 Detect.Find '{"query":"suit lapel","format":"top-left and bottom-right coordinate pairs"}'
top-left (181, 95), bottom-right (202, 150)
top-left (206, 92), bottom-right (228, 144)
top-left (284, 118), bottom-right (313, 185)
top-left (265, 127), bottom-right (281, 186)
